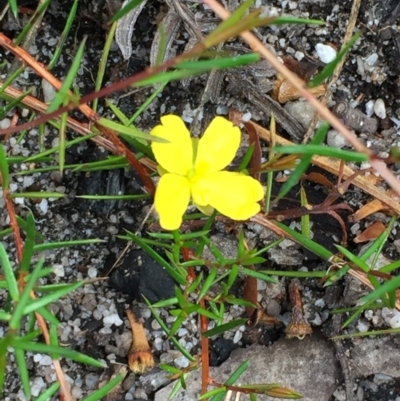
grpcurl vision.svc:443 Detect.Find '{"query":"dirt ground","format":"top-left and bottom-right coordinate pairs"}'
top-left (1, 0), bottom-right (400, 400)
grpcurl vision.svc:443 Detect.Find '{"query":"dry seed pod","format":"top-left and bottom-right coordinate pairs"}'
top-left (284, 281), bottom-right (312, 339)
top-left (333, 101), bottom-right (378, 134)
top-left (272, 74), bottom-right (325, 103)
top-left (126, 309), bottom-right (154, 374)
top-left (354, 221), bottom-right (386, 243)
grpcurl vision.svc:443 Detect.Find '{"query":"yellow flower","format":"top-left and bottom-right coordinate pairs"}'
top-left (151, 115), bottom-right (264, 230)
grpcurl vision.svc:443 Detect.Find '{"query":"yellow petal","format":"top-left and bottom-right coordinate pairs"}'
top-left (195, 117), bottom-right (241, 174)
top-left (151, 115), bottom-right (193, 175)
top-left (192, 172), bottom-right (264, 220)
top-left (154, 173), bottom-right (191, 230)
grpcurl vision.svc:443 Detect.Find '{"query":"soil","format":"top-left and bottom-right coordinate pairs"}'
top-left (1, 0), bottom-right (400, 400)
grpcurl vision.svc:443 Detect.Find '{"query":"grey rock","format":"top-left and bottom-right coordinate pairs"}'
top-left (155, 335), bottom-right (340, 401)
top-left (350, 336), bottom-right (400, 378)
top-left (139, 369), bottom-right (171, 393)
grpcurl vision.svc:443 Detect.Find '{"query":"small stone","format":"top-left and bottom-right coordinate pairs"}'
top-left (233, 330), bottom-right (242, 344)
top-left (88, 267), bottom-right (98, 278)
top-left (42, 79), bottom-right (56, 103)
top-left (356, 320), bottom-right (369, 332)
top-left (177, 328), bottom-right (188, 337)
top-left (327, 129), bottom-right (350, 148)
top-left (103, 313), bottom-right (123, 327)
top-left (0, 118), bottom-right (11, 129)
top-left (174, 355), bottom-right (189, 368)
top-left (373, 373), bottom-right (393, 385)
top-left (151, 319), bottom-right (161, 330)
top-left (31, 377), bottom-right (46, 397)
top-left (38, 199), bottom-right (48, 214)
top-left (85, 373), bottom-right (99, 389)
top-left (374, 98), bottom-right (386, 119)
top-left (365, 53), bottom-right (378, 66)
top-left (389, 309), bottom-right (400, 328)
top-left (53, 264), bottom-right (65, 277)
top-left (315, 43), bottom-right (337, 63)
top-left (365, 100), bottom-right (375, 117)
top-left (71, 386), bottom-right (83, 399)
top-left (38, 355), bottom-right (53, 366)
top-left (284, 101), bottom-right (316, 129)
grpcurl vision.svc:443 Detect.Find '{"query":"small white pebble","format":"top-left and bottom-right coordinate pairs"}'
top-left (71, 386), bottom-right (83, 399)
top-left (365, 100), bottom-right (375, 117)
top-left (356, 320), bottom-right (369, 332)
top-left (233, 330), bottom-right (242, 343)
top-left (174, 355), bottom-right (189, 368)
top-left (365, 53), bottom-right (378, 66)
top-left (31, 377), bottom-right (46, 397)
top-left (373, 373), bottom-right (393, 385)
top-left (38, 355), bottom-right (53, 366)
top-left (315, 43), bottom-right (337, 63)
top-left (151, 319), bottom-right (161, 330)
top-left (216, 105), bottom-right (228, 115)
top-left (0, 118), bottom-right (11, 129)
top-left (177, 328), bottom-right (188, 337)
top-left (311, 313), bottom-right (322, 326)
top-left (103, 313), bottom-right (123, 327)
top-left (38, 199), bottom-right (48, 214)
top-left (87, 267), bottom-right (97, 278)
top-left (294, 51), bottom-right (304, 61)
top-left (242, 112), bottom-right (252, 122)
top-left (374, 98), bottom-right (386, 119)
top-left (389, 309), bottom-right (400, 328)
top-left (53, 264), bottom-right (65, 277)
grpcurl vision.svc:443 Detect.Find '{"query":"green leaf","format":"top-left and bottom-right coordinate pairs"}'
top-left (97, 118), bottom-right (165, 142)
top-left (225, 360), bottom-right (250, 385)
top-left (47, 38), bottom-right (86, 113)
top-left (11, 339), bottom-right (106, 368)
top-left (199, 387), bottom-right (227, 400)
top-left (361, 275), bottom-right (400, 305)
top-left (336, 245), bottom-right (370, 272)
top-left (35, 382), bottom-right (60, 401)
top-left (176, 53), bottom-right (260, 70)
top-left (15, 349), bottom-right (30, 399)
top-left (19, 213), bottom-right (36, 273)
top-left (309, 31), bottom-right (362, 88)
top-left (197, 268), bottom-right (218, 301)
top-left (202, 318), bottom-right (248, 337)
top-left (33, 238), bottom-right (104, 252)
top-left (109, 0), bottom-right (147, 23)
top-left (146, 300), bottom-right (195, 361)
top-left (10, 258), bottom-right (45, 330)
top-left (22, 281), bottom-right (84, 315)
top-left (274, 144), bottom-right (368, 162)
top-left (0, 311), bottom-right (11, 321)
top-left (0, 243), bottom-right (18, 302)
top-left (241, 267), bottom-right (276, 283)
top-left (275, 221), bottom-right (333, 260)
top-left (48, 0), bottom-right (79, 70)
top-left (0, 143), bottom-right (10, 188)
top-left (278, 122), bottom-right (329, 200)
top-left (81, 373), bottom-right (126, 401)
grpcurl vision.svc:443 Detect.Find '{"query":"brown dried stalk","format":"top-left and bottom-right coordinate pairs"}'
top-left (126, 309), bottom-right (154, 374)
top-left (284, 281), bottom-right (312, 339)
